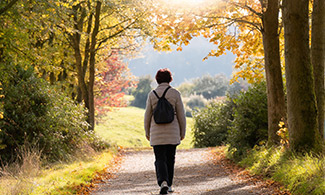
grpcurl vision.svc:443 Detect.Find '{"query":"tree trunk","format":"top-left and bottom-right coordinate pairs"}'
top-left (262, 0), bottom-right (286, 146)
top-left (311, 0), bottom-right (325, 139)
top-left (83, 1), bottom-right (93, 82)
top-left (70, 5), bottom-right (90, 124)
top-left (88, 1), bottom-right (102, 130)
top-left (282, 0), bottom-right (322, 152)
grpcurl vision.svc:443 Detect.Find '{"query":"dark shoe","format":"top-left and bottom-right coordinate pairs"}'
top-left (160, 181), bottom-right (168, 194)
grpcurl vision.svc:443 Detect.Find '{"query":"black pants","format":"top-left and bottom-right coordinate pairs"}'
top-left (153, 144), bottom-right (177, 187)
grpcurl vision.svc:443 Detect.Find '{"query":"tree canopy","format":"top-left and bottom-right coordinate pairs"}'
top-left (0, 0), bottom-right (324, 155)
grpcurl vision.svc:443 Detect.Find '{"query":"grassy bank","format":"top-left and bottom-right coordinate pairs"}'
top-left (0, 148), bottom-right (117, 194)
top-left (235, 146), bottom-right (325, 195)
top-left (95, 106), bottom-right (194, 149)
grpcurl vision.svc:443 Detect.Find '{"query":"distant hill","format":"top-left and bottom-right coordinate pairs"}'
top-left (126, 37), bottom-right (236, 86)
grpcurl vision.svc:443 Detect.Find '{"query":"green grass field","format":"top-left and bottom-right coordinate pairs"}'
top-left (95, 106), bottom-right (194, 149)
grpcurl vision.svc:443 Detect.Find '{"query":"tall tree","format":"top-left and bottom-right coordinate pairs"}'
top-left (282, 0), bottom-right (322, 152)
top-left (311, 0), bottom-right (325, 139)
top-left (94, 53), bottom-right (136, 118)
top-left (261, 0), bottom-right (286, 145)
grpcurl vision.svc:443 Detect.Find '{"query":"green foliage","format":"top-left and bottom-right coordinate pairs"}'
top-left (227, 81), bottom-right (249, 96)
top-left (178, 76), bottom-right (248, 117)
top-left (178, 75), bottom-right (249, 100)
top-left (183, 94), bottom-right (208, 117)
top-left (192, 81), bottom-right (267, 154)
top-left (238, 146), bottom-right (325, 195)
top-left (192, 99), bottom-right (234, 147)
top-left (186, 95), bottom-right (207, 109)
top-left (0, 0), bottom-right (71, 71)
top-left (227, 81), bottom-right (268, 159)
top-left (0, 65), bottom-right (108, 162)
top-left (192, 74), bottom-right (229, 99)
top-left (177, 82), bottom-right (194, 97)
top-left (131, 75), bottom-right (153, 108)
top-left (227, 82), bottom-right (268, 158)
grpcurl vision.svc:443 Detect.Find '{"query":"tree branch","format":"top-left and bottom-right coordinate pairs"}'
top-left (201, 15), bottom-right (262, 32)
top-left (96, 19), bottom-right (138, 50)
top-left (99, 18), bottom-right (132, 32)
top-left (0, 0), bottom-right (19, 16)
top-left (223, 0), bottom-right (263, 18)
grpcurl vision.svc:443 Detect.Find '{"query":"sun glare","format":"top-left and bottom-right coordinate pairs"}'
top-left (162, 0), bottom-right (207, 7)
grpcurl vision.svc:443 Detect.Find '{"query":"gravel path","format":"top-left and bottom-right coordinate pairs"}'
top-left (92, 148), bottom-right (272, 195)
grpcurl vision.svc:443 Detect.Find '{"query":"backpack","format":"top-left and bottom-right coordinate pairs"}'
top-left (152, 86), bottom-right (175, 124)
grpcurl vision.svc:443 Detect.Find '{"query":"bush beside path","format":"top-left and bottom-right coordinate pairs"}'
top-left (91, 147), bottom-right (287, 195)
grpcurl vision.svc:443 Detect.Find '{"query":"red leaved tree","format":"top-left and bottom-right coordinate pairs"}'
top-left (94, 53), bottom-right (137, 119)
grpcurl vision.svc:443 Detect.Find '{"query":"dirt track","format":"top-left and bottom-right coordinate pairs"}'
top-left (92, 148), bottom-right (275, 195)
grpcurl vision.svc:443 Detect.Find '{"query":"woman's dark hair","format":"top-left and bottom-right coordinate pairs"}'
top-left (155, 68), bottom-right (173, 84)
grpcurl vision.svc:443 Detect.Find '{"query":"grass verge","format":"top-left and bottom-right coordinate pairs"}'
top-left (236, 145), bottom-right (325, 195)
top-left (0, 148), bottom-right (118, 195)
top-left (95, 106), bottom-right (194, 149)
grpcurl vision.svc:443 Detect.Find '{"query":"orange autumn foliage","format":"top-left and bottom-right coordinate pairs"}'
top-left (151, 0), bottom-right (283, 83)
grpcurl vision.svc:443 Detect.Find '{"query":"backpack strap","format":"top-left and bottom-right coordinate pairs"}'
top-left (161, 86), bottom-right (171, 98)
top-left (153, 86), bottom-right (171, 99)
top-left (153, 90), bottom-right (160, 99)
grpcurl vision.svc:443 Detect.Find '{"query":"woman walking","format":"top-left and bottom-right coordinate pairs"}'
top-left (144, 68), bottom-right (186, 194)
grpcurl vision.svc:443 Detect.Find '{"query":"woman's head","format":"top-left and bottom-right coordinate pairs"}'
top-left (155, 68), bottom-right (173, 84)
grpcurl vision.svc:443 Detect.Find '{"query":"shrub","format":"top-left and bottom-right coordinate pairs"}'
top-left (192, 99), bottom-right (234, 147)
top-left (0, 66), bottom-right (108, 163)
top-left (177, 82), bottom-right (194, 97)
top-left (186, 94), bottom-right (207, 110)
top-left (226, 80), bottom-right (249, 96)
top-left (183, 94), bottom-right (208, 117)
top-left (192, 74), bottom-right (229, 99)
top-left (131, 75), bottom-right (153, 108)
top-left (184, 105), bottom-right (193, 117)
top-left (191, 81), bottom-right (267, 153)
top-left (227, 81), bottom-right (268, 159)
